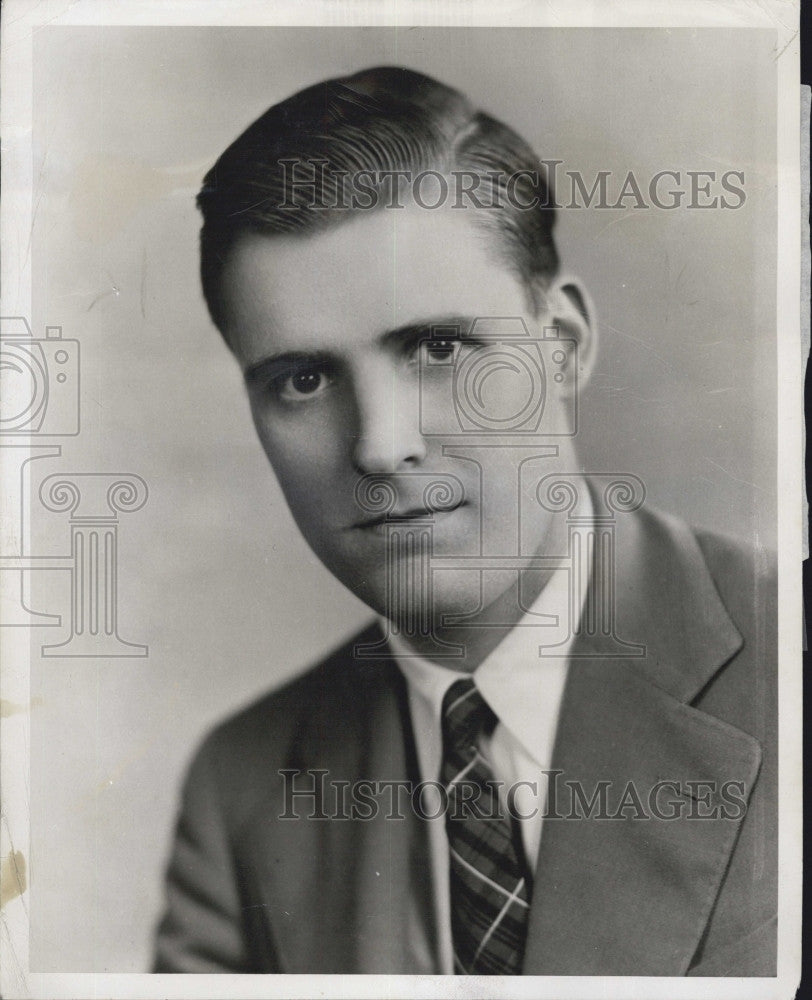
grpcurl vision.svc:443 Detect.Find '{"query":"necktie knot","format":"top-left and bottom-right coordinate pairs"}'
top-left (441, 677), bottom-right (497, 755)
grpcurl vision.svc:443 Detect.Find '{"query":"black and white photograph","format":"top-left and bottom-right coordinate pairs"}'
top-left (0, 1), bottom-right (803, 997)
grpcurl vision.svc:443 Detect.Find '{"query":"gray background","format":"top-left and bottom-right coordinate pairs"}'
top-left (28, 26), bottom-right (776, 970)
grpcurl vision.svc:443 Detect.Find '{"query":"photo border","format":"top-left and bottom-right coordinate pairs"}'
top-left (0, 1), bottom-right (802, 998)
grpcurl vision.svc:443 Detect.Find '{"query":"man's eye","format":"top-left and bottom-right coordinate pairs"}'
top-left (423, 339), bottom-right (461, 363)
top-left (274, 368), bottom-right (334, 402)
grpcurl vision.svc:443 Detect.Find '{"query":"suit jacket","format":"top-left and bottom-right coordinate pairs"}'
top-left (153, 503), bottom-right (777, 975)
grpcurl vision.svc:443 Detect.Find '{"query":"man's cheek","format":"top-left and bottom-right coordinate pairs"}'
top-left (255, 429), bottom-right (311, 481)
top-left (272, 459), bottom-right (341, 529)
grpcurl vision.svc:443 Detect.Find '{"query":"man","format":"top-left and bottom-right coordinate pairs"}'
top-left (153, 66), bottom-right (776, 976)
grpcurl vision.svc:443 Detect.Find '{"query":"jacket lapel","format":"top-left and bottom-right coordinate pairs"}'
top-left (252, 648), bottom-right (438, 973)
top-left (339, 657), bottom-right (438, 973)
top-left (522, 506), bottom-right (762, 975)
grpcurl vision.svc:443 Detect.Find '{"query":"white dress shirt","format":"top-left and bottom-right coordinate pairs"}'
top-left (384, 486), bottom-right (592, 973)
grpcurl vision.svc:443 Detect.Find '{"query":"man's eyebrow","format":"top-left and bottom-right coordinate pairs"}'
top-left (379, 315), bottom-right (476, 347)
top-left (243, 350), bottom-right (333, 385)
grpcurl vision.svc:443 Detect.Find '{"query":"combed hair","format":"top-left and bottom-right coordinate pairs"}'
top-left (197, 66), bottom-right (559, 333)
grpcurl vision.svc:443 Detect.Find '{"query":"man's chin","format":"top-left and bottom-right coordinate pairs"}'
top-left (351, 568), bottom-right (514, 630)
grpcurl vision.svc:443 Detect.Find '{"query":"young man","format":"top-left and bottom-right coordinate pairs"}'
top-left (154, 67), bottom-right (776, 976)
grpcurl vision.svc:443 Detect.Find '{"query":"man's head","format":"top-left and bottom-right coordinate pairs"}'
top-left (198, 66), bottom-right (595, 629)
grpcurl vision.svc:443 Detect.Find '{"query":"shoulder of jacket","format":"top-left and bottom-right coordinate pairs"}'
top-left (693, 524), bottom-right (776, 584)
top-left (184, 620), bottom-right (396, 792)
top-left (691, 523), bottom-right (777, 631)
top-left (204, 620), bottom-right (383, 749)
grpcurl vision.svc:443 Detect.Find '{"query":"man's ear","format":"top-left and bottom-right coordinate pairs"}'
top-left (542, 275), bottom-right (598, 392)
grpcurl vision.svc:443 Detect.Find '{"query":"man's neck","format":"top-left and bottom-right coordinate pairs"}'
top-left (391, 499), bottom-right (575, 673)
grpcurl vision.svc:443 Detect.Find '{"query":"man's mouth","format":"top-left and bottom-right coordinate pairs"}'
top-left (349, 499), bottom-right (465, 531)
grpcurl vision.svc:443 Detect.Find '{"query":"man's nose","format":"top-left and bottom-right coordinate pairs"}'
top-left (350, 361), bottom-right (427, 474)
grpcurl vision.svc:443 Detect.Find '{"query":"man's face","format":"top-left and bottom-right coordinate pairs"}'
top-left (220, 203), bottom-right (582, 621)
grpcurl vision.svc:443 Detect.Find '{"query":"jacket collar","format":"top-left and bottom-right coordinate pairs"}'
top-left (600, 500), bottom-right (744, 703)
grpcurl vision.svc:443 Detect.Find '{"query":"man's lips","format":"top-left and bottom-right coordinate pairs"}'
top-left (349, 499), bottom-right (466, 530)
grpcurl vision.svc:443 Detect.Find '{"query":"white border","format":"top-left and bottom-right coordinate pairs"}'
top-left (0, 2), bottom-right (802, 998)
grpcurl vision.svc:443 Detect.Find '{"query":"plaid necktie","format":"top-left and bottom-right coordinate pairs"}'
top-left (441, 677), bottom-right (531, 975)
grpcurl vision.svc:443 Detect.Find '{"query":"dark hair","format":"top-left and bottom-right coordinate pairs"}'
top-left (197, 66), bottom-right (559, 334)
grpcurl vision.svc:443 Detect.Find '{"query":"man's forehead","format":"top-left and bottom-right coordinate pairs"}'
top-left (221, 205), bottom-right (531, 362)
top-left (229, 201), bottom-right (495, 280)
